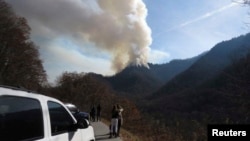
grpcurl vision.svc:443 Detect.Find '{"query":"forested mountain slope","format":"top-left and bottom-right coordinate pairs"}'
top-left (147, 52), bottom-right (250, 126)
top-left (153, 33), bottom-right (250, 97)
top-left (143, 34), bottom-right (250, 140)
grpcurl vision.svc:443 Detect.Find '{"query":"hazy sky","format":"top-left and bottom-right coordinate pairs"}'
top-left (6, 0), bottom-right (250, 83)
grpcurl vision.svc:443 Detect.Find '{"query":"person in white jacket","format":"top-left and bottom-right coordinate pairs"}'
top-left (116, 104), bottom-right (123, 137)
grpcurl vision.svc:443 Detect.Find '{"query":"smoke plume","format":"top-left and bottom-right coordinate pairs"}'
top-left (6, 0), bottom-right (152, 72)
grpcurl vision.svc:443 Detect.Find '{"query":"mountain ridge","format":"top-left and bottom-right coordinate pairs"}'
top-left (151, 33), bottom-right (250, 98)
top-left (104, 54), bottom-right (202, 98)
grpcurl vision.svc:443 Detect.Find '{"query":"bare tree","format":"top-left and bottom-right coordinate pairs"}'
top-left (0, 0), bottom-right (47, 90)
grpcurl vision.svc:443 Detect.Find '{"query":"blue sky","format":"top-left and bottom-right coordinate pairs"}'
top-left (6, 0), bottom-right (250, 83)
top-left (145, 0), bottom-right (249, 62)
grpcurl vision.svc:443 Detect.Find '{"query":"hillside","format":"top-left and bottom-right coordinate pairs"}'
top-left (148, 51), bottom-right (250, 123)
top-left (152, 33), bottom-right (250, 98)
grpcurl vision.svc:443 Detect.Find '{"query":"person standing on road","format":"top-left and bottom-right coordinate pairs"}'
top-left (116, 104), bottom-right (123, 137)
top-left (96, 104), bottom-right (101, 121)
top-left (90, 105), bottom-right (96, 122)
top-left (109, 105), bottom-right (119, 138)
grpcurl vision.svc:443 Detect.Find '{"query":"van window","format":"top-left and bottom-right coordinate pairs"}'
top-left (48, 101), bottom-right (75, 135)
top-left (0, 95), bottom-right (44, 141)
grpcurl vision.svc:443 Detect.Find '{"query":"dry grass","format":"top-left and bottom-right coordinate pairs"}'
top-left (119, 128), bottom-right (140, 141)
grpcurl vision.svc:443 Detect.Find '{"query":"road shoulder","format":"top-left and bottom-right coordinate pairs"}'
top-left (91, 121), bottom-right (122, 141)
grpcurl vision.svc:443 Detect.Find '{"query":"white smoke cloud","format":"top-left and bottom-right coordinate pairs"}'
top-left (6, 0), bottom-right (152, 72)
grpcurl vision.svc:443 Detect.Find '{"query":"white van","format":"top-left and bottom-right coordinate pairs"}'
top-left (0, 85), bottom-right (95, 141)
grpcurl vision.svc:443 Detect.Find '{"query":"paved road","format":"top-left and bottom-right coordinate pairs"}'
top-left (91, 122), bottom-right (122, 141)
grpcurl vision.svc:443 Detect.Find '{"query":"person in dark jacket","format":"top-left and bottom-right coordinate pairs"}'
top-left (90, 105), bottom-right (96, 122)
top-left (109, 105), bottom-right (119, 138)
top-left (96, 104), bottom-right (101, 121)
